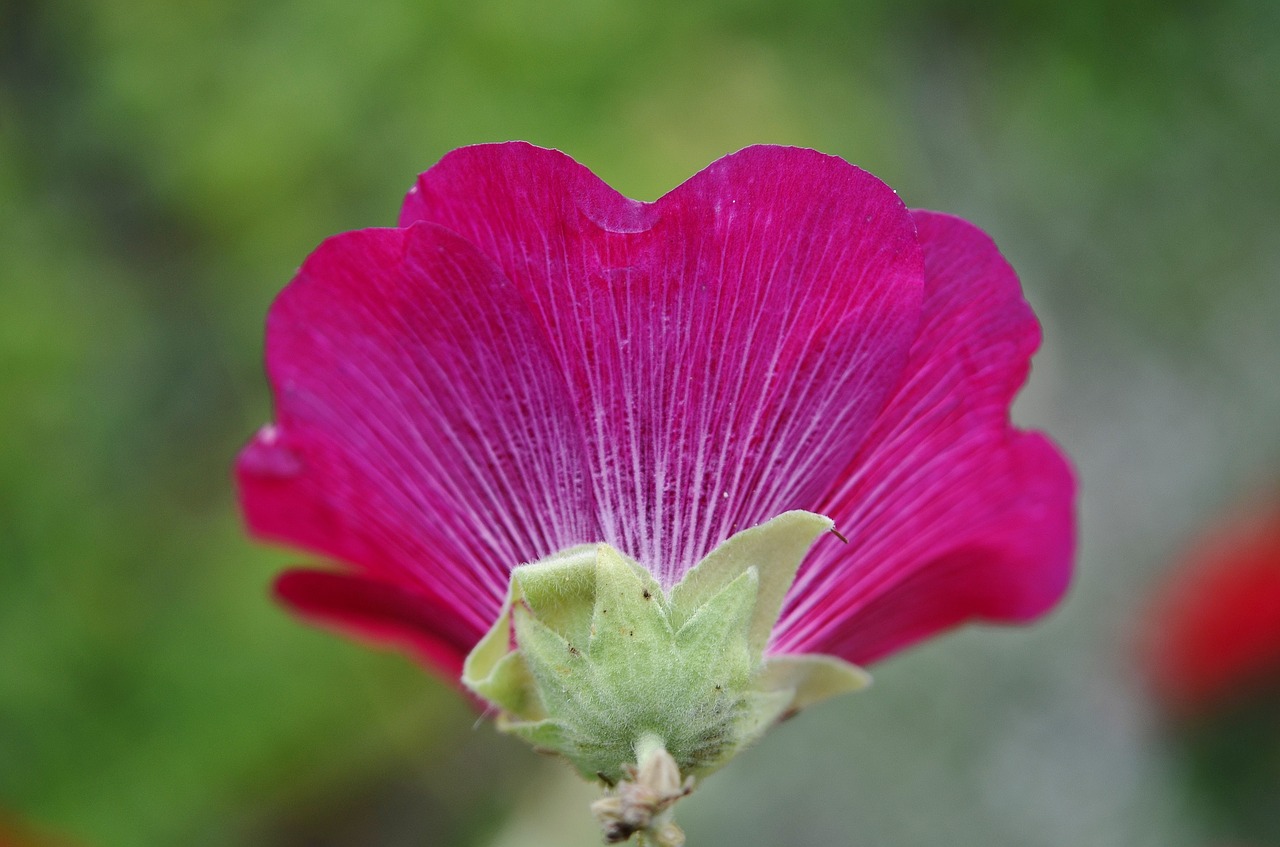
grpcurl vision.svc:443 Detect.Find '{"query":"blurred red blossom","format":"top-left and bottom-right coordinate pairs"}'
top-left (1145, 503), bottom-right (1280, 718)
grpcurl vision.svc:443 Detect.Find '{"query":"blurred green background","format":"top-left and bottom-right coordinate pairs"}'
top-left (3, 0), bottom-right (1279, 844)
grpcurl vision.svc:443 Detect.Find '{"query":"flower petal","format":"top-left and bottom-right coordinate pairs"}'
top-left (236, 223), bottom-right (598, 637)
top-left (401, 143), bottom-right (924, 586)
top-left (772, 211), bottom-right (1077, 663)
top-left (274, 568), bottom-right (473, 678)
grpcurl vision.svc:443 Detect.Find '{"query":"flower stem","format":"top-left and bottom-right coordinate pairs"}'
top-left (634, 732), bottom-right (667, 769)
top-left (591, 734), bottom-right (693, 845)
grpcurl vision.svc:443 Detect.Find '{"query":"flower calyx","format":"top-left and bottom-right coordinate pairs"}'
top-left (463, 510), bottom-right (870, 842)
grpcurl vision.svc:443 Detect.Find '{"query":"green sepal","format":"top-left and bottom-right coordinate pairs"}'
top-left (587, 545), bottom-right (674, 676)
top-left (516, 544), bottom-right (600, 648)
top-left (462, 511), bottom-right (870, 784)
top-left (462, 544), bottom-right (598, 718)
top-left (502, 716), bottom-right (570, 756)
top-left (669, 510), bottom-right (835, 655)
top-left (756, 654), bottom-right (872, 713)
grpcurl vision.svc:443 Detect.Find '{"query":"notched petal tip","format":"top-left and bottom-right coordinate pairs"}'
top-left (401, 141), bottom-right (657, 234)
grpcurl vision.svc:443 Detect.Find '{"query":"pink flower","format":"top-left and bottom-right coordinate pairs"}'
top-left (237, 142), bottom-right (1076, 683)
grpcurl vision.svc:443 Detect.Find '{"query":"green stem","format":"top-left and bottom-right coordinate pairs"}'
top-left (634, 732), bottom-right (667, 768)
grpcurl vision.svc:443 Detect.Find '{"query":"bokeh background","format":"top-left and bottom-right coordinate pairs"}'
top-left (3, 0), bottom-right (1279, 844)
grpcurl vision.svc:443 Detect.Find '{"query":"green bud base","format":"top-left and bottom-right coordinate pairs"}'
top-left (463, 511), bottom-right (870, 842)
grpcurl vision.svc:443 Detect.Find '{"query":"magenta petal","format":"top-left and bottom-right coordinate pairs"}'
top-left (771, 211), bottom-right (1077, 664)
top-left (237, 223), bottom-right (598, 637)
top-left (401, 143), bottom-right (924, 585)
top-left (241, 145), bottom-right (1074, 678)
top-left (274, 569), bottom-right (472, 678)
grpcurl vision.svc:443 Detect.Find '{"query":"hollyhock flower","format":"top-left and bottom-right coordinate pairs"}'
top-left (237, 142), bottom-right (1075, 844)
